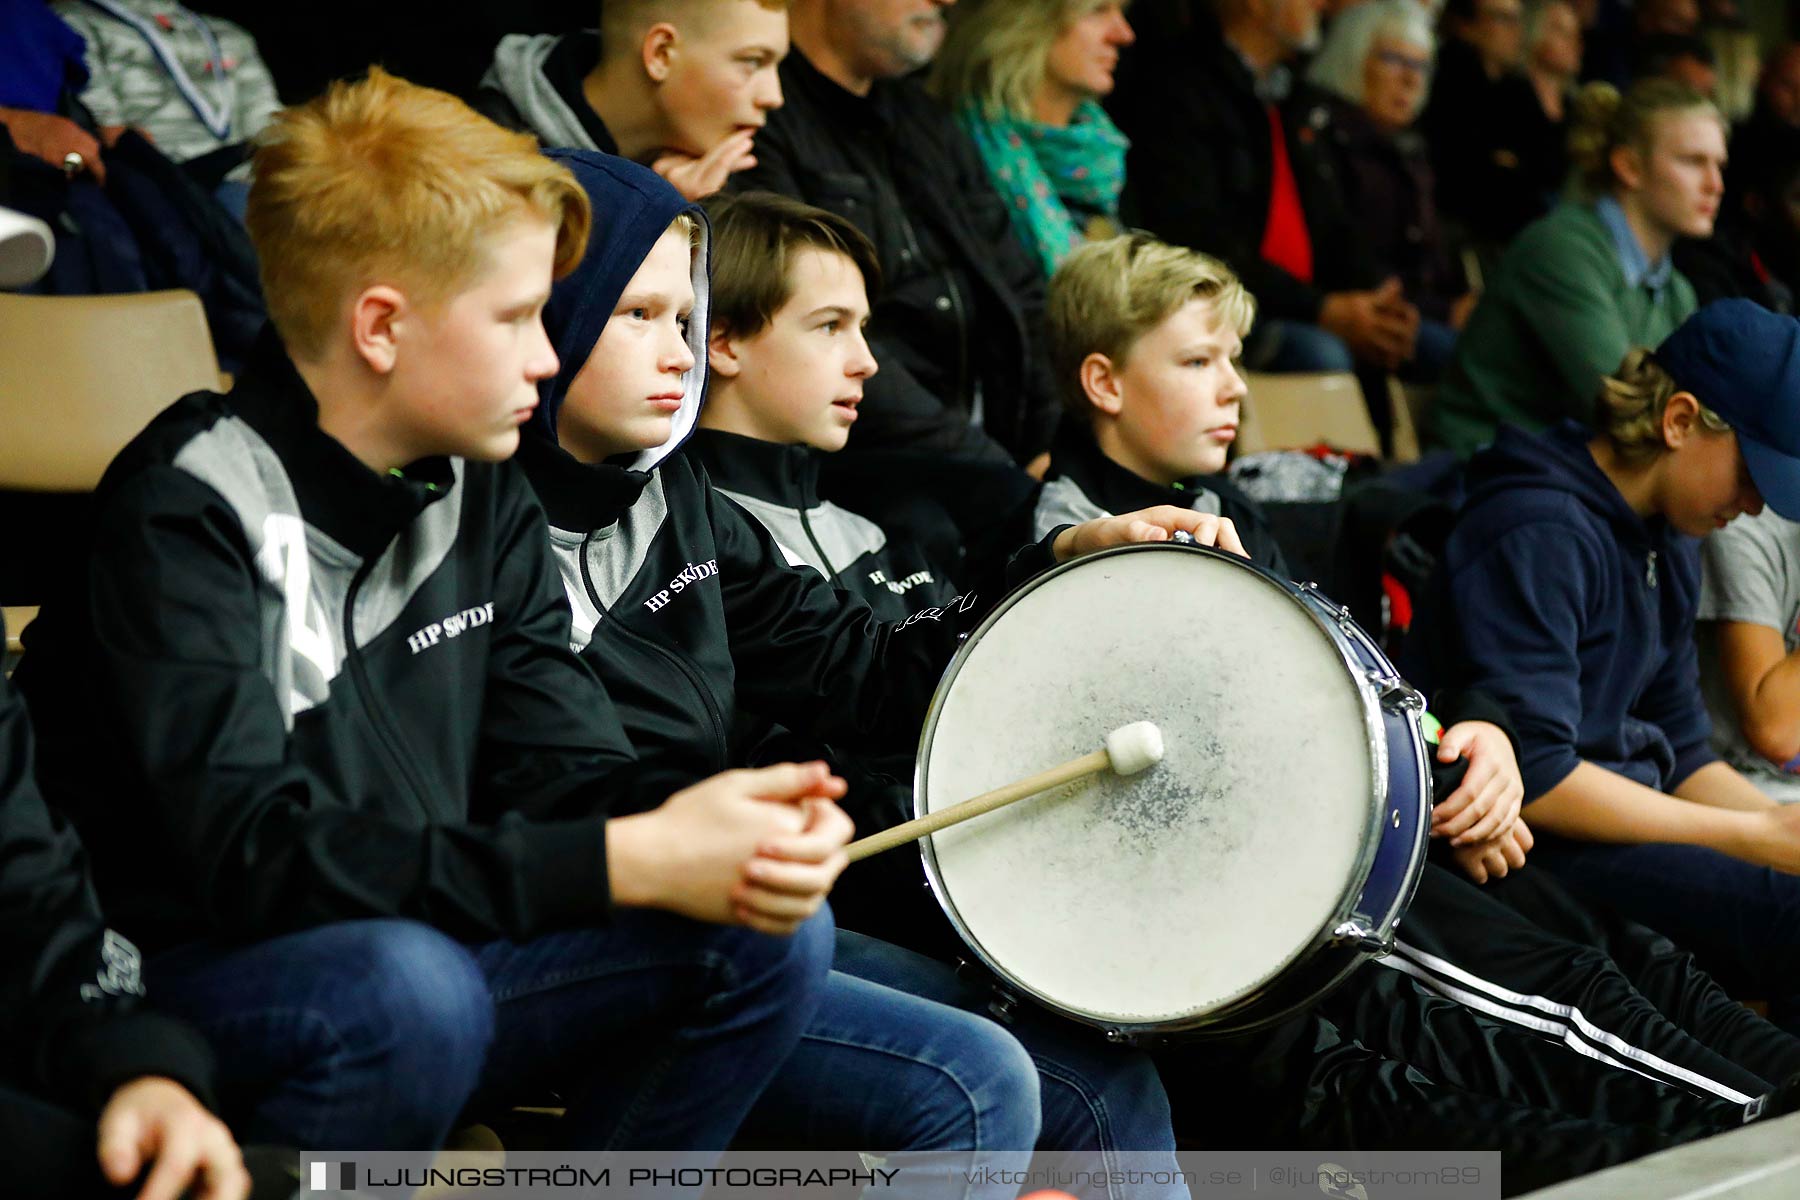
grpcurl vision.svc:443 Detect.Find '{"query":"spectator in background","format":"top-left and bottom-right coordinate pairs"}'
top-left (931, 0), bottom-right (1135, 278)
top-left (1109, 0), bottom-right (1419, 377)
top-left (1525, 0), bottom-right (1584, 130)
top-left (52, 1), bottom-right (281, 220)
top-left (1633, 33), bottom-right (1718, 98)
top-left (1728, 45), bottom-right (1800, 211)
top-left (0, 0), bottom-right (265, 370)
top-left (1, 0), bottom-right (116, 185)
top-left (476, 0), bottom-right (788, 201)
top-left (1428, 80), bottom-right (1719, 456)
top-left (731, 0), bottom-right (1064, 479)
top-left (1584, 0), bottom-right (1700, 86)
top-left (1307, 0), bottom-right (1472, 378)
top-left (1423, 0), bottom-right (1566, 245)
top-left (1732, 151), bottom-right (1800, 310)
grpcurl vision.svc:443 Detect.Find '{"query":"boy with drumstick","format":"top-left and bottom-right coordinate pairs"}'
top-left (1038, 232), bottom-right (1800, 1175)
top-left (11, 68), bottom-right (879, 1156)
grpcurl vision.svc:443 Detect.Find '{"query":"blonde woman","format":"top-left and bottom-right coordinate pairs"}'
top-left (1428, 79), bottom-right (1724, 455)
top-left (930, 0), bottom-right (1134, 276)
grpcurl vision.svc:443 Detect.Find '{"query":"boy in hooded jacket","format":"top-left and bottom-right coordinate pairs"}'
top-left (13, 69), bottom-right (867, 1156)
top-left (514, 147), bottom-right (1265, 1176)
top-left (1410, 299), bottom-right (1800, 1037)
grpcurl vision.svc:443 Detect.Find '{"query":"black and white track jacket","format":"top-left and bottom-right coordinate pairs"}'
top-left (517, 433), bottom-right (1053, 820)
top-left (686, 429), bottom-right (961, 621)
top-left (15, 335), bottom-right (644, 955)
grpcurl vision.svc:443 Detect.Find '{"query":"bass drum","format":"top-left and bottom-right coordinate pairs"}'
top-left (914, 542), bottom-right (1431, 1039)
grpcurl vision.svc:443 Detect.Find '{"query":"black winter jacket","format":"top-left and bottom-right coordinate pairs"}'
top-left (687, 429), bottom-right (961, 621)
top-left (1107, 4), bottom-right (1378, 324)
top-left (1, 611), bottom-right (215, 1112)
top-left (15, 335), bottom-right (644, 955)
top-left (731, 50), bottom-right (1060, 466)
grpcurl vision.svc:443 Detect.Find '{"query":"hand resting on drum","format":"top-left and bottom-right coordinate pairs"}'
top-left (1051, 506), bottom-right (1247, 563)
top-left (1430, 720), bottom-right (1526, 847)
top-left (606, 762), bottom-right (852, 935)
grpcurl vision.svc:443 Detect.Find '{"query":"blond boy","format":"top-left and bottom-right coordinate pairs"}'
top-left (1035, 232), bottom-right (1290, 575)
top-left (478, 0), bottom-right (788, 198)
top-left (15, 68), bottom-right (846, 1153)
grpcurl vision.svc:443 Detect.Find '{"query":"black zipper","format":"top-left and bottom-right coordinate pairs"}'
top-left (797, 505), bottom-right (837, 577)
top-left (578, 531), bottom-right (732, 773)
top-left (343, 562), bottom-right (437, 817)
top-left (875, 170), bottom-right (973, 411)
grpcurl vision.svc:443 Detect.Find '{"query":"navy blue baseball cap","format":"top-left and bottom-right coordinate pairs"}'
top-left (1655, 299), bottom-right (1800, 520)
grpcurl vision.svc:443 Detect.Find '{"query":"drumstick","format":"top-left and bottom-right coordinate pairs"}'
top-left (846, 721), bottom-right (1164, 863)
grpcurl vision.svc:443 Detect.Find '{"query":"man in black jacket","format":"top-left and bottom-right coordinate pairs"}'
top-left (2, 608), bottom-right (248, 1200)
top-left (730, 0), bottom-right (1061, 472)
top-left (1109, 0), bottom-right (1418, 375)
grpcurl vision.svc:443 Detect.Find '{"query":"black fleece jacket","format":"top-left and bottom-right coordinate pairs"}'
top-left (15, 334), bottom-right (647, 955)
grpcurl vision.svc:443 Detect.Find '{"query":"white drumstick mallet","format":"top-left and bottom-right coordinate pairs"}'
top-left (845, 721), bottom-right (1165, 863)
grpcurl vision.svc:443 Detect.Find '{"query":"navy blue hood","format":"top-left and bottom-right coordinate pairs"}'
top-left (535, 149), bottom-right (710, 472)
top-left (1464, 420), bottom-right (1655, 549)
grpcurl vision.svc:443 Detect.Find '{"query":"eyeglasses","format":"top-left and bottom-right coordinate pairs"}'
top-left (1373, 49), bottom-right (1432, 73)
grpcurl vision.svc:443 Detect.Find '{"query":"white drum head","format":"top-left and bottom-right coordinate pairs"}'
top-left (920, 547), bottom-right (1377, 1028)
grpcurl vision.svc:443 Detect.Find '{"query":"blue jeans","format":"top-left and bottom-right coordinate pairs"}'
top-left (147, 915), bottom-right (1042, 1169)
top-left (146, 912), bottom-right (832, 1151)
top-left (1529, 835), bottom-right (1800, 1034)
top-left (833, 932), bottom-right (1187, 1200)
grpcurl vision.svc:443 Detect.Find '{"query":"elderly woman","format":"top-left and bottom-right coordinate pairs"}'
top-left (930, 0), bottom-right (1135, 277)
top-left (1308, 0), bottom-right (1471, 376)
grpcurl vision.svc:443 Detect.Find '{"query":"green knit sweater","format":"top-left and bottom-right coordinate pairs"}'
top-left (1428, 202), bottom-right (1697, 457)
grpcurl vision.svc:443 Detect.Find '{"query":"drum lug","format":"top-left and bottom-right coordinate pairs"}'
top-left (1368, 672), bottom-right (1426, 715)
top-left (987, 990), bottom-right (1020, 1025)
top-left (1332, 917), bottom-right (1394, 955)
top-left (1103, 1027), bottom-right (1137, 1046)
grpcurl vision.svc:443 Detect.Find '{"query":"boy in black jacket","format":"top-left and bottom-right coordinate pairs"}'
top-left (692, 190), bottom-right (961, 621)
top-left (14, 69), bottom-right (856, 1155)
top-left (1042, 231), bottom-right (1800, 1184)
top-left (2, 613), bottom-right (247, 1200)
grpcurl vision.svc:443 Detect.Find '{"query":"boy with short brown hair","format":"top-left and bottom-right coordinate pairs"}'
top-left (16, 67), bottom-right (846, 1153)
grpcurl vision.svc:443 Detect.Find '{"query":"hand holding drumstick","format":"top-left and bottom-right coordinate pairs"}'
top-left (847, 722), bottom-right (1166, 861)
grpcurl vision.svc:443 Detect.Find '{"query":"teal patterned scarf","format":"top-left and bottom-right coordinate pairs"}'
top-left (960, 99), bottom-right (1130, 278)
